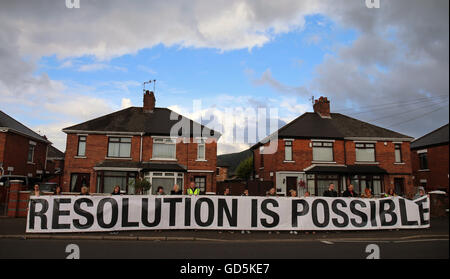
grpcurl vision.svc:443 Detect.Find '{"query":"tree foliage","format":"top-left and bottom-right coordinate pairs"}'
top-left (236, 156), bottom-right (253, 181)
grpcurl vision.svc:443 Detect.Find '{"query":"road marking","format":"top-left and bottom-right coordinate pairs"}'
top-left (321, 240), bottom-right (334, 245)
top-left (393, 239), bottom-right (449, 243)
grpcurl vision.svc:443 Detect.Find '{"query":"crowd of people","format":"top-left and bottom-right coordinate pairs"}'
top-left (30, 181), bottom-right (428, 200)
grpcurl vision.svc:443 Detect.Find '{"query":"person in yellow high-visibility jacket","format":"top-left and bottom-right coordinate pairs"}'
top-left (186, 182), bottom-right (200, 195)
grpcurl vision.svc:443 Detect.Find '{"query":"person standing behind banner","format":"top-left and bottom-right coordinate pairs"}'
top-left (414, 186), bottom-right (428, 199)
top-left (241, 189), bottom-right (249, 196)
top-left (80, 186), bottom-right (90, 196)
top-left (304, 191), bottom-right (311, 197)
top-left (53, 185), bottom-right (62, 195)
top-left (223, 187), bottom-right (230, 196)
top-left (266, 187), bottom-right (277, 197)
top-left (323, 183), bottom-right (338, 197)
top-left (187, 181), bottom-right (200, 196)
top-left (342, 184), bottom-right (358, 197)
top-left (362, 187), bottom-right (372, 198)
top-left (156, 186), bottom-right (165, 195)
top-left (112, 185), bottom-right (121, 195)
top-left (170, 184), bottom-right (183, 195)
top-left (31, 184), bottom-right (42, 197)
top-left (384, 188), bottom-right (397, 197)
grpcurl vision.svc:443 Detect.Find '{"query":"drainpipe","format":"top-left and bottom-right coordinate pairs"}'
top-left (44, 143), bottom-right (49, 172)
top-left (139, 132), bottom-right (144, 162)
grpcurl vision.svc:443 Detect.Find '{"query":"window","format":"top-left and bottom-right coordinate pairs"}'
top-left (395, 144), bottom-right (402, 163)
top-left (285, 140), bottom-right (293, 161)
top-left (216, 168), bottom-right (220, 175)
top-left (77, 136), bottom-right (86, 156)
top-left (194, 176), bottom-right (206, 193)
top-left (350, 175), bottom-right (383, 196)
top-left (312, 141), bottom-right (333, 161)
top-left (355, 143), bottom-right (376, 162)
top-left (419, 153), bottom-right (428, 170)
top-left (152, 138), bottom-right (176, 159)
top-left (108, 137), bottom-right (131, 158)
top-left (197, 139), bottom-right (206, 160)
top-left (96, 171), bottom-right (136, 194)
top-left (27, 145), bottom-right (35, 163)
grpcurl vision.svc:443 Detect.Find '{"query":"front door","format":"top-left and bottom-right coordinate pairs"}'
top-left (286, 177), bottom-right (297, 196)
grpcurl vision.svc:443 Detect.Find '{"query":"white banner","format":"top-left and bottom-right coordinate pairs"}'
top-left (26, 195), bottom-right (430, 233)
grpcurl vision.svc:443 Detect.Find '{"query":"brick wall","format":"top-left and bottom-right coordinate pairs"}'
top-left (411, 144), bottom-right (449, 192)
top-left (216, 167), bottom-right (228, 182)
top-left (254, 138), bottom-right (415, 195)
top-left (0, 132), bottom-right (48, 178)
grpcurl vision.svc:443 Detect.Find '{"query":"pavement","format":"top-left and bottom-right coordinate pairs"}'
top-left (0, 215), bottom-right (448, 242)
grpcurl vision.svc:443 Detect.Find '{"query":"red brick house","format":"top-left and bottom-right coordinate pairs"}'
top-left (62, 90), bottom-right (221, 195)
top-left (411, 123), bottom-right (449, 193)
top-left (44, 145), bottom-right (65, 185)
top-left (251, 97), bottom-right (415, 197)
top-left (0, 110), bottom-right (51, 181)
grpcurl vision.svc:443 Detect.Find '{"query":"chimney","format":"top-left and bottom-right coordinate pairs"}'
top-left (143, 90), bottom-right (155, 113)
top-left (313, 96), bottom-right (331, 118)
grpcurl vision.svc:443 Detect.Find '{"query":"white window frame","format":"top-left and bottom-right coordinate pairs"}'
top-left (284, 140), bottom-right (293, 162)
top-left (27, 144), bottom-right (35, 163)
top-left (144, 171), bottom-right (184, 194)
top-left (107, 137), bottom-right (132, 158)
top-left (151, 136), bottom-right (177, 160)
top-left (196, 138), bottom-right (207, 161)
top-left (312, 141), bottom-right (334, 162)
top-left (355, 142), bottom-right (376, 162)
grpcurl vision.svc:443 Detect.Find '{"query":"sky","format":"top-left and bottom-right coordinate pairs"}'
top-left (0, 0), bottom-right (448, 155)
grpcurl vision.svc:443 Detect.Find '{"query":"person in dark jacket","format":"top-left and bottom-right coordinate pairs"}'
top-left (111, 185), bottom-right (121, 195)
top-left (342, 184), bottom-right (358, 197)
top-left (170, 184), bottom-right (183, 195)
top-left (323, 183), bottom-right (338, 197)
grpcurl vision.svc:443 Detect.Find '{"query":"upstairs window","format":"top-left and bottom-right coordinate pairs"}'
top-left (108, 137), bottom-right (131, 158)
top-left (312, 141), bottom-right (333, 162)
top-left (355, 143), bottom-right (376, 162)
top-left (197, 138), bottom-right (206, 160)
top-left (419, 153), bottom-right (428, 170)
top-left (285, 140), bottom-right (293, 161)
top-left (27, 144), bottom-right (35, 163)
top-left (77, 136), bottom-right (86, 156)
top-left (395, 143), bottom-right (402, 163)
top-left (152, 137), bottom-right (176, 159)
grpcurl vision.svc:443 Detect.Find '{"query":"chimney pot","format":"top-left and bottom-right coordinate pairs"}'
top-left (313, 96), bottom-right (331, 118)
top-left (143, 90), bottom-right (156, 113)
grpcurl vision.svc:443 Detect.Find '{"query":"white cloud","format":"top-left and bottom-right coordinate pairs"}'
top-left (121, 98), bottom-right (132, 109)
top-left (0, 0), bottom-right (448, 149)
top-left (77, 63), bottom-right (127, 72)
